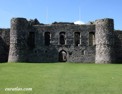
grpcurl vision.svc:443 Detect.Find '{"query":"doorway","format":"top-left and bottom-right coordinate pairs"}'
top-left (59, 50), bottom-right (67, 62)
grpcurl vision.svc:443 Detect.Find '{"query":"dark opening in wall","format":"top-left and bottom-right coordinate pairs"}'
top-left (60, 32), bottom-right (65, 45)
top-left (89, 32), bottom-right (95, 46)
top-left (28, 32), bottom-right (35, 49)
top-left (45, 32), bottom-right (51, 46)
top-left (59, 50), bottom-right (67, 62)
top-left (74, 32), bottom-right (80, 46)
top-left (81, 50), bottom-right (85, 55)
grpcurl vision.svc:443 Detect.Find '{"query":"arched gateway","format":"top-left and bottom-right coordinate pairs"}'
top-left (59, 50), bottom-right (67, 62)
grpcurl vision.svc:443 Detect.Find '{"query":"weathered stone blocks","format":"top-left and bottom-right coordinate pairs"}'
top-left (95, 18), bottom-right (115, 64)
top-left (8, 18), bottom-right (28, 62)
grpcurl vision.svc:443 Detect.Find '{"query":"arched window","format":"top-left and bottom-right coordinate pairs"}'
top-left (28, 32), bottom-right (35, 49)
top-left (89, 32), bottom-right (95, 46)
top-left (45, 32), bottom-right (51, 46)
top-left (74, 32), bottom-right (80, 46)
top-left (60, 32), bottom-right (65, 45)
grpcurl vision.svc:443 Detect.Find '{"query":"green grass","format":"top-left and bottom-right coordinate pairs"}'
top-left (0, 63), bottom-right (122, 94)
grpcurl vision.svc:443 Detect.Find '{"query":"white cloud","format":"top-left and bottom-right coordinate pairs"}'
top-left (74, 21), bottom-right (85, 25)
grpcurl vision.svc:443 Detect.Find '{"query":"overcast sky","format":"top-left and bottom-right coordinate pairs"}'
top-left (0, 0), bottom-right (122, 30)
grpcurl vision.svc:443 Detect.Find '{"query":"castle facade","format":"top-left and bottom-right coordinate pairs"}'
top-left (0, 18), bottom-right (122, 63)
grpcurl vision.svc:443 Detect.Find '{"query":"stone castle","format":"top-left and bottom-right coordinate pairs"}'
top-left (0, 18), bottom-right (122, 63)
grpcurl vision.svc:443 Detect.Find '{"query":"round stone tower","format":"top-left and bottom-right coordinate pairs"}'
top-left (95, 18), bottom-right (115, 64)
top-left (8, 18), bottom-right (28, 62)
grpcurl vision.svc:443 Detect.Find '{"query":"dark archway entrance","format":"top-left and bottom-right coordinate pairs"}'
top-left (59, 50), bottom-right (67, 62)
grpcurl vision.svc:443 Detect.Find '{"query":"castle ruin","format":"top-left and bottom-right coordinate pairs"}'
top-left (0, 18), bottom-right (122, 63)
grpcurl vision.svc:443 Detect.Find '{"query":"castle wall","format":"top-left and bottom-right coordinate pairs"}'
top-left (27, 24), bottom-right (95, 63)
top-left (114, 31), bottom-right (122, 63)
top-left (0, 17), bottom-right (122, 63)
top-left (0, 29), bottom-right (10, 62)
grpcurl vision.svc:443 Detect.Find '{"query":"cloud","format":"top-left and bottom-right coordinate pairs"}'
top-left (74, 21), bottom-right (85, 25)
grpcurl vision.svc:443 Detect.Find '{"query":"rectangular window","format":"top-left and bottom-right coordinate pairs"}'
top-left (89, 32), bottom-right (95, 46)
top-left (28, 32), bottom-right (35, 49)
top-left (74, 32), bottom-right (81, 46)
top-left (45, 32), bottom-right (51, 46)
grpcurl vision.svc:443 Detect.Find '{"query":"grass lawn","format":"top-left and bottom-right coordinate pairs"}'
top-left (0, 63), bottom-right (122, 94)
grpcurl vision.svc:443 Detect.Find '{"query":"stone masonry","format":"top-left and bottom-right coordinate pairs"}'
top-left (0, 18), bottom-right (122, 63)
